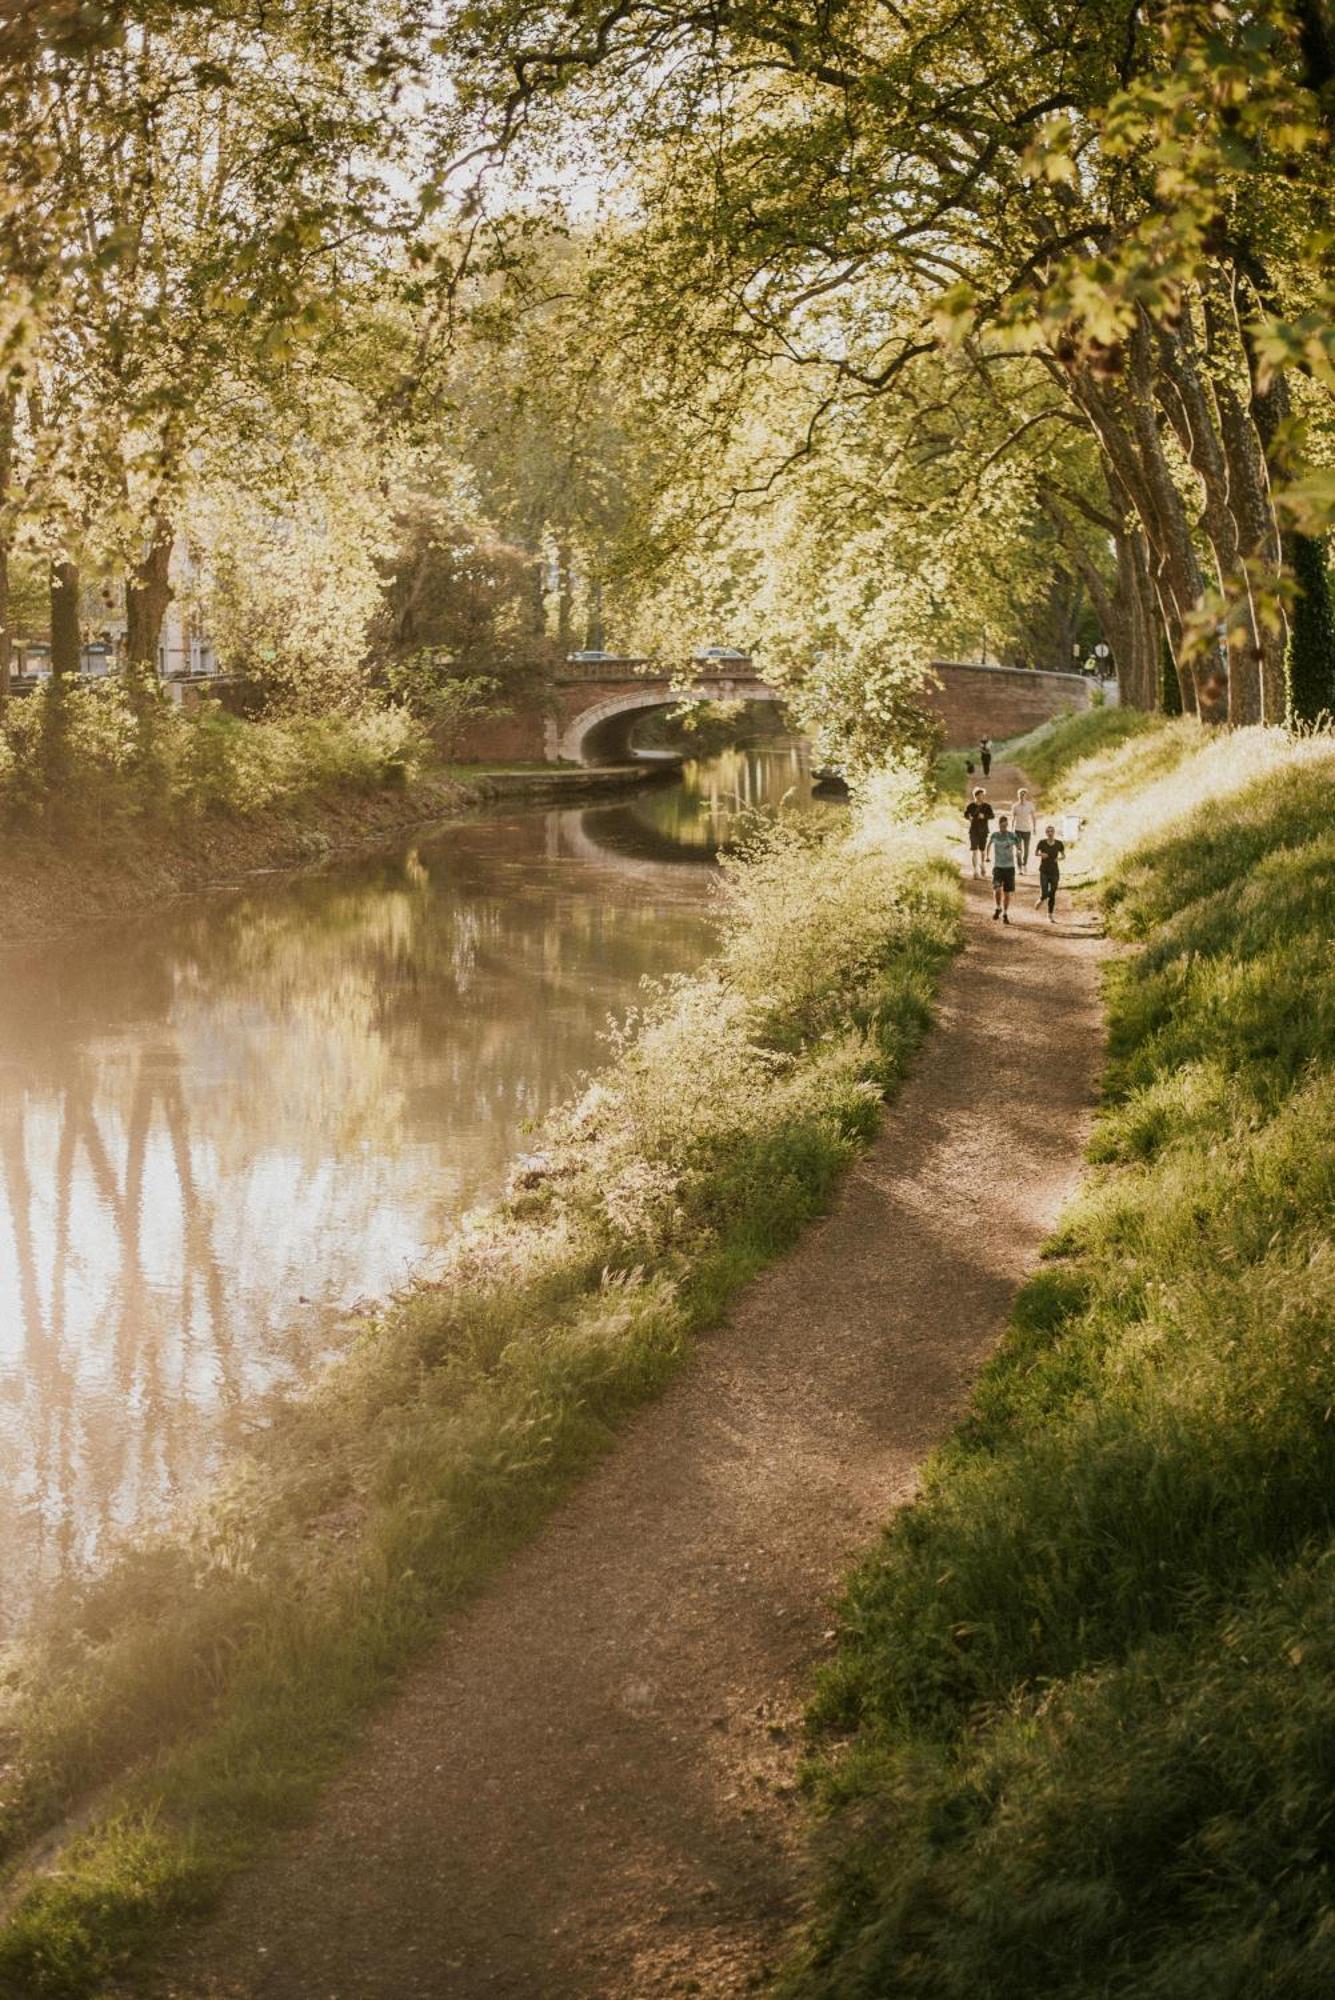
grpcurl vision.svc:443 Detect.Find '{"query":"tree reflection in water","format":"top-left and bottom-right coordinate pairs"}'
top-left (579, 741), bottom-right (823, 862)
top-left (0, 795), bottom-right (723, 1625)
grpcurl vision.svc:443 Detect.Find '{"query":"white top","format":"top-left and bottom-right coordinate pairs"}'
top-left (1010, 800), bottom-right (1037, 831)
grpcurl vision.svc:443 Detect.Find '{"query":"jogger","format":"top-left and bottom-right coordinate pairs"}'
top-left (986, 815), bottom-right (1021, 923)
top-left (964, 789), bottom-right (993, 878)
top-left (1035, 824), bottom-right (1065, 922)
top-left (1010, 787), bottom-right (1036, 870)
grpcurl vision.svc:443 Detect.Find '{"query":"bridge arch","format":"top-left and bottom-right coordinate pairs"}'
top-left (558, 679), bottom-right (783, 766)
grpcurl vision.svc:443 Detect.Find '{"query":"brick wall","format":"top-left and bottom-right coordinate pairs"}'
top-left (443, 707), bottom-right (551, 764)
top-left (926, 662), bottom-right (1096, 748)
top-left (450, 678), bottom-right (646, 765)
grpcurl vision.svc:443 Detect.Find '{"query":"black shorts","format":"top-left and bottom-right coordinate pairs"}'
top-left (969, 833), bottom-right (988, 851)
top-left (992, 867), bottom-right (1016, 892)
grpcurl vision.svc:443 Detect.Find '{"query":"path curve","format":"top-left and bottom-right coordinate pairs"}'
top-left (146, 767), bottom-right (1106, 1999)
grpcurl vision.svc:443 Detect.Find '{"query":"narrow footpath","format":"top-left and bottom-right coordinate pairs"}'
top-left (147, 768), bottom-right (1107, 2000)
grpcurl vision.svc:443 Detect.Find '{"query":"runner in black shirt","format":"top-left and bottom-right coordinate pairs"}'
top-left (1034, 824), bottom-right (1065, 921)
top-left (963, 789), bottom-right (993, 878)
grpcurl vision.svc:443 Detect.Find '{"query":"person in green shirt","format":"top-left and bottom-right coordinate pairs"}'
top-left (986, 815), bottom-right (1021, 923)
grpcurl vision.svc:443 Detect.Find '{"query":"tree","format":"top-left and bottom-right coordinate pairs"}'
top-left (6, 0), bottom-right (408, 693)
top-left (432, 0), bottom-right (1335, 727)
top-left (1286, 529), bottom-right (1335, 720)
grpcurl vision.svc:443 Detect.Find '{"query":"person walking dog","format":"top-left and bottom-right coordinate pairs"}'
top-left (979, 736), bottom-right (993, 777)
top-left (986, 814), bottom-right (1021, 923)
top-left (1035, 823), bottom-right (1066, 922)
top-left (964, 789), bottom-right (994, 878)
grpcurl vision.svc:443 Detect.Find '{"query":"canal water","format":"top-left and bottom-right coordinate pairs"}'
top-left (0, 744), bottom-right (828, 1622)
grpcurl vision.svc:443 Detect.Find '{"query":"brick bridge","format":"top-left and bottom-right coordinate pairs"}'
top-left (454, 653), bottom-right (782, 767)
top-left (454, 654), bottom-right (1103, 768)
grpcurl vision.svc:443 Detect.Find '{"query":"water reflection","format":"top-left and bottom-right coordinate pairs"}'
top-left (583, 741), bottom-right (827, 863)
top-left (0, 748), bottom-right (820, 1621)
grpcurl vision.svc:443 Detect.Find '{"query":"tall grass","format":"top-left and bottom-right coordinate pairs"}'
top-left (0, 777), bottom-right (960, 1998)
top-left (784, 714), bottom-right (1335, 2000)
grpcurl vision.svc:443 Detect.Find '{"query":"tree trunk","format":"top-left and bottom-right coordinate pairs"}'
top-left (43, 558), bottom-right (80, 796)
top-left (1225, 267), bottom-right (1332, 726)
top-left (556, 542), bottom-right (574, 649)
top-left (50, 560), bottom-right (81, 677)
top-left (1055, 341), bottom-right (1214, 717)
top-left (0, 388), bottom-right (13, 713)
top-left (1204, 291), bottom-right (1287, 722)
top-left (1119, 528), bottom-right (1164, 711)
top-left (1150, 303), bottom-right (1267, 725)
top-left (1161, 635), bottom-right (1184, 715)
top-left (1286, 531), bottom-right (1335, 722)
top-left (585, 576), bottom-right (604, 653)
top-left (125, 515), bottom-right (174, 690)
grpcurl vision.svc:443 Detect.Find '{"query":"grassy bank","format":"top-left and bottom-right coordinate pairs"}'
top-left (785, 714), bottom-right (1335, 1999)
top-left (0, 683), bottom-right (426, 829)
top-left (0, 690), bottom-right (467, 951)
top-left (0, 775), bottom-right (960, 1997)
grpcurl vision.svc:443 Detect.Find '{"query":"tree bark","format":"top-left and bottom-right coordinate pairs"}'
top-left (125, 514), bottom-right (174, 687)
top-left (557, 543), bottom-right (574, 649)
top-left (0, 388), bottom-right (13, 713)
top-left (50, 559), bottom-right (81, 677)
top-left (1055, 343), bottom-right (1213, 716)
top-left (1203, 289), bottom-right (1287, 722)
top-left (585, 576), bottom-right (604, 653)
top-left (1149, 301), bottom-right (1266, 725)
top-left (1043, 488), bottom-right (1161, 712)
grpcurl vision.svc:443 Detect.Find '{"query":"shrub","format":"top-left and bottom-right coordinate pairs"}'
top-left (0, 687), bottom-right (427, 831)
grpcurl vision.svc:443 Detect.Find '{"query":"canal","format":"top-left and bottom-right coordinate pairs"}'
top-left (0, 744), bottom-right (829, 1622)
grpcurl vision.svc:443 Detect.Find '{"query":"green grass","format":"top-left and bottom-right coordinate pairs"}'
top-left (0, 782), bottom-right (960, 1998)
top-left (996, 702), bottom-right (1159, 791)
top-left (935, 706), bottom-right (1154, 804)
top-left (783, 713), bottom-right (1335, 2000)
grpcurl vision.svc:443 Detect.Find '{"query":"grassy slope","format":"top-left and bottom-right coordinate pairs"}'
top-left (0, 789), bottom-right (960, 1999)
top-left (787, 714), bottom-right (1335, 2000)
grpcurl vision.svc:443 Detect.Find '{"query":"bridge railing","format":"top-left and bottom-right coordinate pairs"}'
top-left (556, 657), bottom-right (764, 686)
top-left (555, 656), bottom-right (654, 684)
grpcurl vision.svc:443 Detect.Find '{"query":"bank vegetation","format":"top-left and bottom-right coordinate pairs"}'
top-left (787, 710), bottom-right (1335, 2000)
top-left (0, 770), bottom-right (959, 1998)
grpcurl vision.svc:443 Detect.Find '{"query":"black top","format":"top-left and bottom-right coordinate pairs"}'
top-left (964, 800), bottom-right (994, 825)
top-left (1036, 837), bottom-right (1066, 871)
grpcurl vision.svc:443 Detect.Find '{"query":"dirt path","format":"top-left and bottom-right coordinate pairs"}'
top-left (145, 768), bottom-right (1106, 2000)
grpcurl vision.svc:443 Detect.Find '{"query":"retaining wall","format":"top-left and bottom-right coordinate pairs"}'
top-left (926, 662), bottom-right (1099, 747)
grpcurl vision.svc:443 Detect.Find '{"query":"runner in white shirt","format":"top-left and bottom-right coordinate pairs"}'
top-left (1009, 787), bottom-right (1038, 871)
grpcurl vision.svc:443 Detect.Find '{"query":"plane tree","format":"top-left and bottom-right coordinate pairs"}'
top-left (434, 0), bottom-right (1335, 723)
top-left (2, 0), bottom-right (409, 696)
